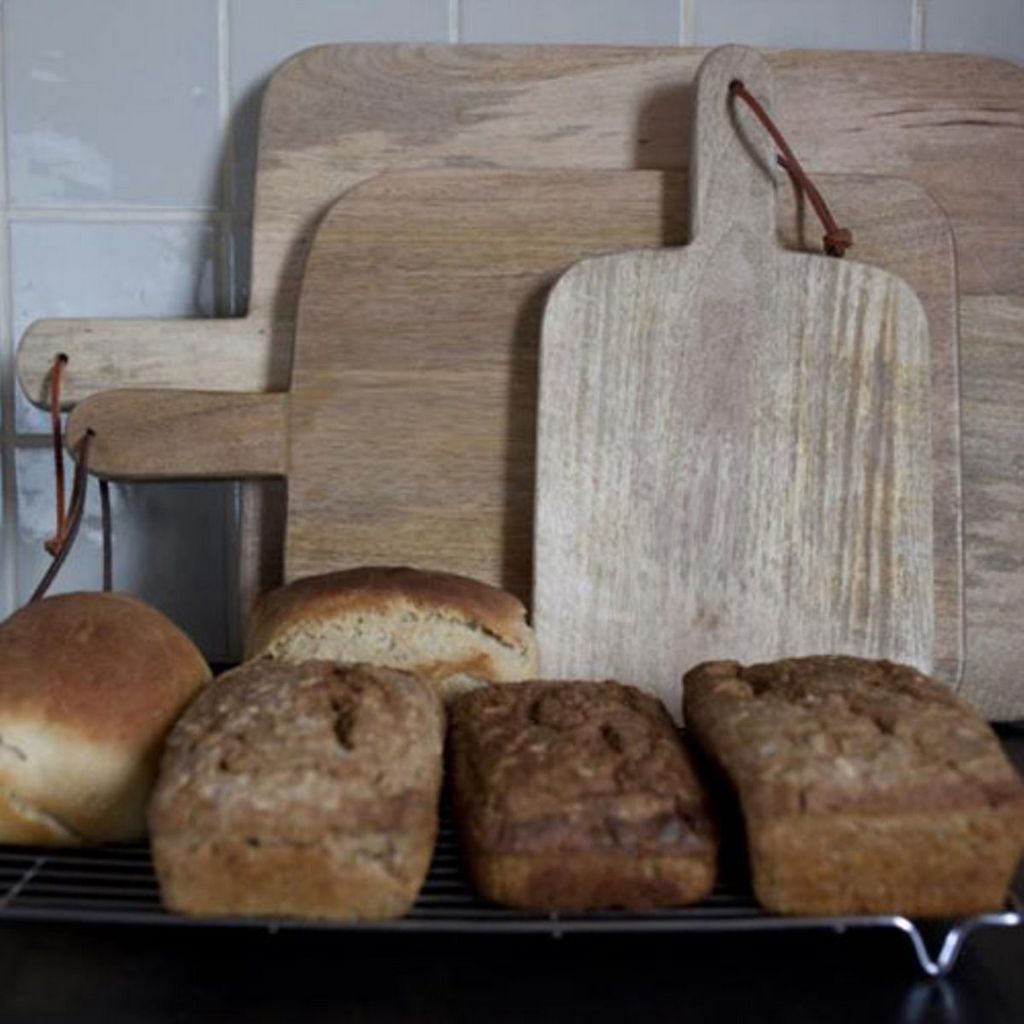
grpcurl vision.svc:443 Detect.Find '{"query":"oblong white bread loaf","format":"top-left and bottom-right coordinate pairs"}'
top-left (246, 566), bottom-right (537, 699)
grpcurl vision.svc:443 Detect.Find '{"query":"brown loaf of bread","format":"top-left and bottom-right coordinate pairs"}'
top-left (0, 592), bottom-right (211, 845)
top-left (450, 680), bottom-right (717, 910)
top-left (150, 660), bottom-right (445, 920)
top-left (683, 656), bottom-right (1024, 917)
top-left (246, 566), bottom-right (538, 699)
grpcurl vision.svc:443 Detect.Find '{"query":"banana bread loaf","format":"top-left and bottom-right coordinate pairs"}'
top-left (683, 656), bottom-right (1024, 916)
top-left (450, 680), bottom-right (717, 910)
top-left (150, 660), bottom-right (445, 920)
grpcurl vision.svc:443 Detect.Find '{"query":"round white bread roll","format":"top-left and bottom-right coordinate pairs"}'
top-left (246, 566), bottom-right (538, 699)
top-left (0, 592), bottom-right (211, 845)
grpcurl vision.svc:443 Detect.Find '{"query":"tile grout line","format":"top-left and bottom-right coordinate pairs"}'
top-left (910, 0), bottom-right (927, 50)
top-left (217, 0), bottom-right (242, 662)
top-left (9, 434), bottom-right (55, 448)
top-left (448, 0), bottom-right (460, 44)
top-left (217, 0), bottom-right (236, 302)
top-left (0, 1), bottom-right (20, 615)
top-left (912, 0), bottom-right (927, 51)
top-left (680, 0), bottom-right (696, 46)
top-left (8, 206), bottom-right (228, 223)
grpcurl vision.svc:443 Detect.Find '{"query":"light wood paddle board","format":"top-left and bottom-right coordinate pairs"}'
top-left (534, 46), bottom-right (935, 707)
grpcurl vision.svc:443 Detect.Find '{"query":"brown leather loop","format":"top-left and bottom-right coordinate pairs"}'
top-left (100, 478), bottom-right (113, 592)
top-left (44, 353), bottom-right (70, 556)
top-left (730, 80), bottom-right (852, 258)
top-left (30, 429), bottom-right (94, 603)
top-left (34, 351), bottom-right (113, 601)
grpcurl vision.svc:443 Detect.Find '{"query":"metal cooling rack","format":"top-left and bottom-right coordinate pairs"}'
top-left (0, 814), bottom-right (1018, 978)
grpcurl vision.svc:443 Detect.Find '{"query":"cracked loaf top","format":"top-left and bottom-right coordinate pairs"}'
top-left (450, 680), bottom-right (717, 856)
top-left (150, 660), bottom-right (444, 844)
top-left (683, 656), bottom-right (1024, 819)
top-left (246, 566), bottom-right (536, 663)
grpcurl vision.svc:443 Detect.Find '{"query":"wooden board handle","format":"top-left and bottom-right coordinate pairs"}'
top-left (17, 317), bottom-right (283, 409)
top-left (66, 390), bottom-right (288, 480)
top-left (691, 45), bottom-right (776, 249)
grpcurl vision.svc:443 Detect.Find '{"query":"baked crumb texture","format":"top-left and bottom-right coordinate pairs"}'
top-left (150, 660), bottom-right (444, 921)
top-left (450, 680), bottom-right (718, 911)
top-left (246, 567), bottom-right (538, 699)
top-left (683, 656), bottom-right (1024, 916)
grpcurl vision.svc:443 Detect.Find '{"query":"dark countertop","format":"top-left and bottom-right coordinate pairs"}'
top-left (0, 725), bottom-right (1020, 1024)
top-left (0, 915), bottom-right (1021, 1024)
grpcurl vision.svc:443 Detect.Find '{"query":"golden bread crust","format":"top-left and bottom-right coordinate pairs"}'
top-left (683, 656), bottom-right (1024, 915)
top-left (450, 680), bottom-right (717, 910)
top-left (246, 566), bottom-right (534, 659)
top-left (150, 660), bottom-right (445, 920)
top-left (0, 592), bottom-right (211, 844)
top-left (0, 592), bottom-right (210, 746)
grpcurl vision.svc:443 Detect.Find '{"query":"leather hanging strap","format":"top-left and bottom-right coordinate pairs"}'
top-left (32, 352), bottom-right (113, 602)
top-left (44, 353), bottom-right (69, 556)
top-left (730, 79), bottom-right (853, 257)
top-left (31, 429), bottom-right (95, 603)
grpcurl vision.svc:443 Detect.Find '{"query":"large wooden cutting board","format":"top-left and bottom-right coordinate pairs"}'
top-left (535, 46), bottom-right (934, 702)
top-left (16, 44), bottom-right (1023, 715)
top-left (65, 161), bottom-right (962, 683)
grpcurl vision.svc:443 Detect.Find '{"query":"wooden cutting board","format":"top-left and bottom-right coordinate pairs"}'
top-left (16, 44), bottom-right (1022, 715)
top-left (534, 46), bottom-right (935, 701)
top-left (64, 157), bottom-right (961, 684)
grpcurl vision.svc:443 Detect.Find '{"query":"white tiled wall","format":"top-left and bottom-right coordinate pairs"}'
top-left (1, 0), bottom-right (1021, 660)
top-left (6, 1), bottom-right (223, 209)
top-left (10, 220), bottom-right (219, 431)
top-left (461, 0), bottom-right (681, 44)
top-left (694, 0), bottom-right (915, 50)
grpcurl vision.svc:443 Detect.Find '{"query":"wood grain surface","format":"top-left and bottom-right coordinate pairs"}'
top-left (959, 295), bottom-right (1024, 721)
top-left (67, 163), bottom-right (962, 685)
top-left (15, 44), bottom-right (1022, 714)
top-left (66, 391), bottom-right (286, 479)
top-left (534, 47), bottom-right (934, 707)
top-left (19, 320), bottom-right (281, 407)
